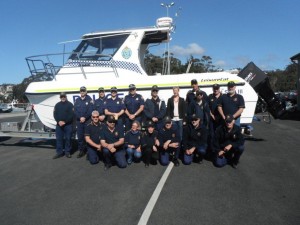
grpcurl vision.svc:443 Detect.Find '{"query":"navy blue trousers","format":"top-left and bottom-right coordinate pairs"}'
top-left (55, 123), bottom-right (72, 155)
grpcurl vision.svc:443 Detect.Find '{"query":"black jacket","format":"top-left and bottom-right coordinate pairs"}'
top-left (53, 101), bottom-right (74, 125)
top-left (166, 96), bottom-right (187, 122)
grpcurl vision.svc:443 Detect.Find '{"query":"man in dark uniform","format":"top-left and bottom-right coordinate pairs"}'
top-left (94, 87), bottom-right (106, 123)
top-left (141, 121), bottom-right (160, 168)
top-left (186, 79), bottom-right (208, 105)
top-left (182, 114), bottom-right (208, 165)
top-left (85, 110), bottom-right (103, 164)
top-left (208, 84), bottom-right (223, 142)
top-left (124, 84), bottom-right (144, 132)
top-left (158, 116), bottom-right (180, 167)
top-left (53, 92), bottom-right (74, 159)
top-left (74, 86), bottom-right (94, 158)
top-left (104, 87), bottom-right (125, 130)
top-left (212, 114), bottom-right (245, 168)
top-left (218, 81), bottom-right (245, 126)
top-left (100, 115), bottom-right (127, 170)
top-left (144, 85), bottom-right (166, 131)
top-left (188, 90), bottom-right (210, 128)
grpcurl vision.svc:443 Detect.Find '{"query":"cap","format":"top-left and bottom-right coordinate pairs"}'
top-left (60, 92), bottom-right (67, 98)
top-left (80, 86), bottom-right (87, 91)
top-left (107, 115), bottom-right (116, 123)
top-left (196, 90), bottom-right (204, 96)
top-left (164, 116), bottom-right (172, 124)
top-left (213, 84), bottom-right (220, 89)
top-left (146, 121), bottom-right (155, 128)
top-left (227, 81), bottom-right (236, 87)
top-left (225, 114), bottom-right (234, 123)
top-left (191, 114), bottom-right (200, 121)
top-left (191, 79), bottom-right (198, 85)
top-left (151, 85), bottom-right (159, 91)
top-left (129, 84), bottom-right (136, 90)
top-left (98, 87), bottom-right (104, 92)
top-left (110, 86), bottom-right (118, 92)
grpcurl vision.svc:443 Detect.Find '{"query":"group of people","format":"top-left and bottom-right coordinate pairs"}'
top-left (53, 79), bottom-right (246, 170)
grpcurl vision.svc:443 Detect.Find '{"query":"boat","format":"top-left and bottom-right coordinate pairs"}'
top-left (25, 17), bottom-right (258, 130)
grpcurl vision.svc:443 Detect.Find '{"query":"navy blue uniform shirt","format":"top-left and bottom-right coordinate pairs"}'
top-left (218, 93), bottom-right (245, 117)
top-left (101, 125), bottom-right (124, 146)
top-left (104, 97), bottom-right (125, 113)
top-left (124, 93), bottom-right (144, 114)
top-left (94, 97), bottom-right (106, 116)
top-left (208, 93), bottom-right (222, 119)
top-left (186, 89), bottom-right (208, 105)
top-left (85, 122), bottom-right (104, 145)
top-left (158, 126), bottom-right (180, 144)
top-left (74, 95), bottom-right (94, 120)
top-left (141, 130), bottom-right (158, 148)
top-left (182, 124), bottom-right (208, 150)
top-left (53, 100), bottom-right (74, 125)
top-left (124, 130), bottom-right (142, 148)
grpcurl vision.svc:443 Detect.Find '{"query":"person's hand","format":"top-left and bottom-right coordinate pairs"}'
top-left (153, 146), bottom-right (157, 152)
top-left (110, 147), bottom-right (116, 153)
top-left (169, 143), bottom-right (179, 148)
top-left (218, 150), bottom-right (225, 157)
top-left (80, 117), bottom-right (86, 123)
top-left (224, 144), bottom-right (232, 152)
top-left (58, 121), bottom-right (65, 126)
top-left (152, 117), bottom-right (158, 122)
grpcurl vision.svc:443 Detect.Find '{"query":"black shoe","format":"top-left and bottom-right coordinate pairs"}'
top-left (65, 153), bottom-right (71, 158)
top-left (104, 164), bottom-right (112, 171)
top-left (77, 151), bottom-right (86, 158)
top-left (173, 159), bottom-right (180, 167)
top-left (231, 163), bottom-right (238, 169)
top-left (53, 153), bottom-right (64, 159)
top-left (145, 163), bottom-right (149, 168)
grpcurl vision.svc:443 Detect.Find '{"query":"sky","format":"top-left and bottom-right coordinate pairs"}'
top-left (0, 0), bottom-right (299, 84)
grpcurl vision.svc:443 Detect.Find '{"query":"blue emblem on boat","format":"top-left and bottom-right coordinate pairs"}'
top-left (122, 47), bottom-right (132, 59)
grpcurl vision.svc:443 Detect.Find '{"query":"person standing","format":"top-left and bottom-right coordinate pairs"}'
top-left (100, 115), bottom-right (127, 170)
top-left (53, 92), bottom-right (74, 159)
top-left (218, 81), bottom-right (245, 126)
top-left (85, 110), bottom-right (103, 165)
top-left (104, 87), bottom-right (125, 130)
top-left (186, 79), bottom-right (208, 105)
top-left (158, 116), bottom-right (180, 167)
top-left (94, 87), bottom-right (106, 123)
top-left (188, 90), bottom-right (210, 128)
top-left (144, 85), bottom-right (166, 131)
top-left (141, 121), bottom-right (160, 168)
top-left (124, 84), bottom-right (144, 132)
top-left (166, 86), bottom-right (187, 141)
top-left (208, 84), bottom-right (223, 140)
top-left (182, 114), bottom-right (208, 165)
top-left (74, 86), bottom-right (94, 158)
top-left (212, 114), bottom-right (245, 168)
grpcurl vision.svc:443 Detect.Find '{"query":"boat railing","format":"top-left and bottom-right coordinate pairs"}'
top-left (25, 52), bottom-right (119, 80)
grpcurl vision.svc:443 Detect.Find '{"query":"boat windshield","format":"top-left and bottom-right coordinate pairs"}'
top-left (69, 33), bottom-right (130, 61)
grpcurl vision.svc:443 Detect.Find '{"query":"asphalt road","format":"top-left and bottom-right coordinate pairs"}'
top-left (0, 114), bottom-right (299, 225)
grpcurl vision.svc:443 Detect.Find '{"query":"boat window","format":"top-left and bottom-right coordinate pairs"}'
top-left (69, 34), bottom-right (129, 61)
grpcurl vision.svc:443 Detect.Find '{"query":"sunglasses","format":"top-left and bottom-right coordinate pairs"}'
top-left (108, 121), bottom-right (116, 123)
top-left (92, 116), bottom-right (99, 118)
top-left (80, 90), bottom-right (86, 92)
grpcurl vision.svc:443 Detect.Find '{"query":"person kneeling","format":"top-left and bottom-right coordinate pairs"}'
top-left (212, 114), bottom-right (245, 169)
top-left (158, 117), bottom-right (180, 167)
top-left (100, 115), bottom-right (127, 170)
top-left (85, 111), bottom-right (104, 164)
top-left (124, 121), bottom-right (143, 165)
top-left (182, 114), bottom-right (208, 165)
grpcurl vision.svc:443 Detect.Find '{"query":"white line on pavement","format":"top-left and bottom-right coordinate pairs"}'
top-left (137, 162), bottom-right (174, 225)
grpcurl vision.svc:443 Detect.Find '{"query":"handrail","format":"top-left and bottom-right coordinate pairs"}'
top-left (25, 52), bottom-right (118, 80)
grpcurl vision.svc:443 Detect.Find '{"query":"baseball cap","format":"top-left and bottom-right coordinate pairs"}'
top-left (107, 115), bottom-right (116, 123)
top-left (213, 84), bottom-right (220, 89)
top-left (225, 114), bottom-right (234, 123)
top-left (129, 84), bottom-right (136, 90)
top-left (110, 86), bottom-right (118, 92)
top-left (80, 86), bottom-right (87, 91)
top-left (191, 79), bottom-right (198, 85)
top-left (227, 81), bottom-right (236, 87)
top-left (196, 90), bottom-right (204, 96)
top-left (146, 121), bottom-right (155, 128)
top-left (191, 114), bottom-right (200, 121)
top-left (164, 116), bottom-right (172, 124)
top-left (151, 85), bottom-right (159, 91)
top-left (60, 92), bottom-right (67, 98)
top-left (98, 87), bottom-right (105, 92)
